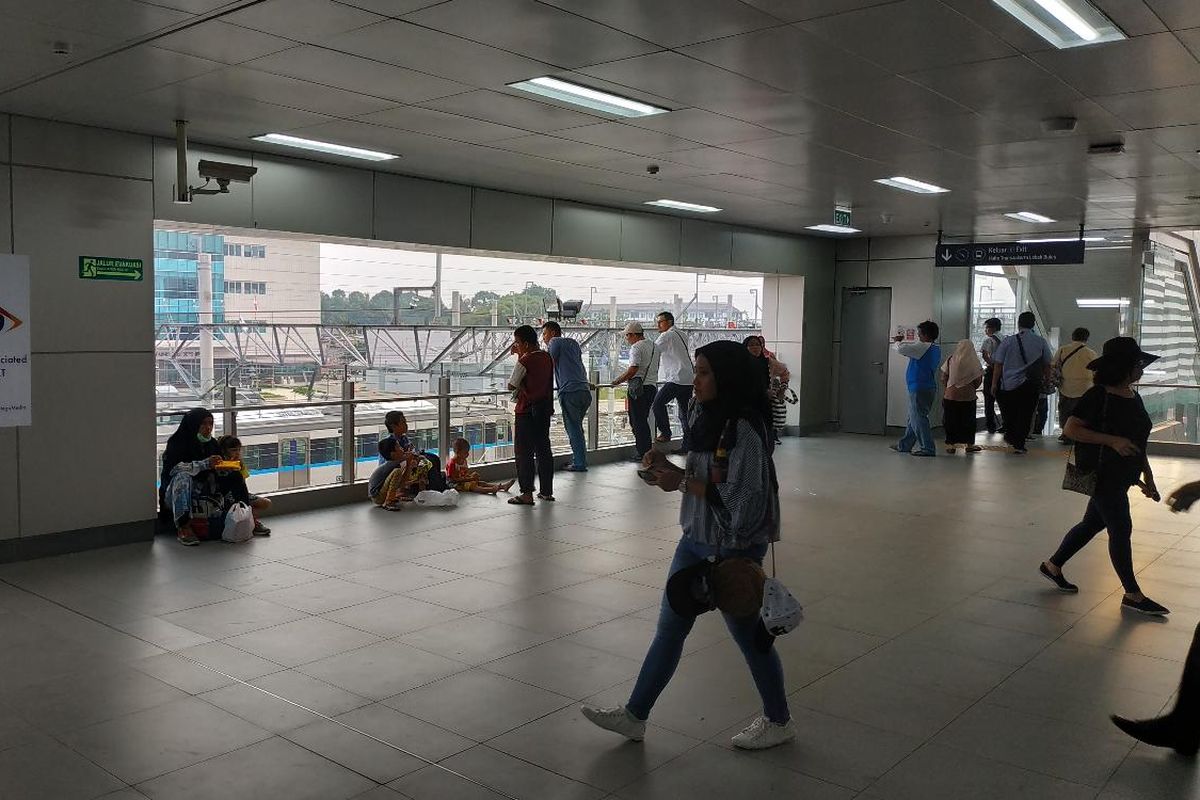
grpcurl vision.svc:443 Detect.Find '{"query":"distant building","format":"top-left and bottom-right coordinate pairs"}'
top-left (610, 299), bottom-right (747, 326)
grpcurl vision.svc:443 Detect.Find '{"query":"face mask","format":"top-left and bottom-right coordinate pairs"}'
top-left (197, 433), bottom-right (212, 443)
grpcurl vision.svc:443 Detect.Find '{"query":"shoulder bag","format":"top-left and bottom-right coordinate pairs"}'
top-left (1050, 344), bottom-right (1086, 391)
top-left (1062, 393), bottom-right (1108, 496)
top-left (1015, 333), bottom-right (1053, 395)
top-left (627, 341), bottom-right (655, 399)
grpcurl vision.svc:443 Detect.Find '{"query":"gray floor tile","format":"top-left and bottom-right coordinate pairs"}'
top-left (836, 640), bottom-right (1017, 700)
top-left (224, 617), bottom-right (380, 667)
top-left (550, 578), bottom-right (663, 614)
top-left (483, 639), bottom-right (641, 699)
top-left (111, 617), bottom-right (214, 652)
top-left (392, 745), bottom-right (605, 800)
top-left (488, 706), bottom-right (700, 793)
top-left (411, 546), bottom-right (528, 576)
top-left (322, 594), bottom-right (467, 638)
top-left (199, 681), bottom-right (340, 733)
top-left (385, 669), bottom-right (573, 740)
top-left (159, 596), bottom-right (308, 640)
top-left (136, 736), bottom-right (376, 800)
top-left (478, 594), bottom-right (625, 637)
top-left (398, 615), bottom-right (553, 665)
top-left (343, 562), bottom-right (462, 593)
top-left (1, 666), bottom-right (187, 734)
top-left (0, 738), bottom-right (125, 800)
top-left (299, 641), bottom-right (468, 700)
top-left (475, 562), bottom-right (598, 594)
top-left (1101, 742), bottom-right (1200, 799)
top-left (402, 576), bottom-right (542, 613)
top-left (62, 696), bottom-right (272, 784)
top-left (256, 577), bottom-right (394, 614)
top-left (204, 562), bottom-right (328, 595)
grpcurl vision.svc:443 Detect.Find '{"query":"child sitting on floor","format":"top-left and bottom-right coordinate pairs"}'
top-left (445, 438), bottom-right (514, 495)
top-left (371, 436), bottom-right (433, 508)
top-left (215, 435), bottom-right (271, 535)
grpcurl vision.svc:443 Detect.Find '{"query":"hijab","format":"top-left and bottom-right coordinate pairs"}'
top-left (943, 339), bottom-right (984, 388)
top-left (690, 340), bottom-right (773, 453)
top-left (160, 408), bottom-right (218, 488)
top-left (743, 335), bottom-right (770, 388)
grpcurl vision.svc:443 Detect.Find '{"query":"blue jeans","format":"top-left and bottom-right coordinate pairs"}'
top-left (897, 388), bottom-right (936, 455)
top-left (558, 389), bottom-right (591, 469)
top-left (626, 537), bottom-right (790, 724)
top-left (652, 382), bottom-right (693, 451)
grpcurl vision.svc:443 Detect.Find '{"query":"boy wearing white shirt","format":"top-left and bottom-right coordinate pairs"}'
top-left (651, 311), bottom-right (695, 454)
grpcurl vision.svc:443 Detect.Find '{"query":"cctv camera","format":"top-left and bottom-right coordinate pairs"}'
top-left (646, 164), bottom-right (660, 175)
top-left (198, 160), bottom-right (257, 185)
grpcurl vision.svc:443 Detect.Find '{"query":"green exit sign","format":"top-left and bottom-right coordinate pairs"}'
top-left (79, 256), bottom-right (143, 282)
top-left (833, 207), bottom-right (852, 227)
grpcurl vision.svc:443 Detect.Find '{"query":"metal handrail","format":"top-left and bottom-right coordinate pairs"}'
top-left (1137, 383), bottom-right (1200, 390)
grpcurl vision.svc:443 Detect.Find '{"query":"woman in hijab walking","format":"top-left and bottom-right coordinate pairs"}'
top-left (941, 339), bottom-right (984, 453)
top-left (581, 340), bottom-right (793, 751)
top-left (159, 407), bottom-right (223, 546)
top-left (745, 336), bottom-right (790, 443)
top-left (1039, 337), bottom-right (1168, 616)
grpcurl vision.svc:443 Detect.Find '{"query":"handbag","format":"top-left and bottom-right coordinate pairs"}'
top-left (222, 502), bottom-right (255, 543)
top-left (1062, 394), bottom-right (1107, 496)
top-left (627, 341), bottom-right (655, 399)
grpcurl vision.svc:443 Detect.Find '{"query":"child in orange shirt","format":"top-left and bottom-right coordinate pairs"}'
top-left (446, 438), bottom-right (514, 495)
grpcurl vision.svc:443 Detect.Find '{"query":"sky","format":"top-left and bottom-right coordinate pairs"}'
top-left (319, 243), bottom-right (765, 316)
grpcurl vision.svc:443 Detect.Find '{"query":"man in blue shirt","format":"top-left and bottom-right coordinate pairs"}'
top-left (990, 311), bottom-right (1053, 455)
top-left (542, 321), bottom-right (593, 471)
top-left (891, 320), bottom-right (941, 457)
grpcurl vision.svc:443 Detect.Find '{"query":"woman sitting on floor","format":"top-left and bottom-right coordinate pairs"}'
top-left (159, 407), bottom-right (225, 546)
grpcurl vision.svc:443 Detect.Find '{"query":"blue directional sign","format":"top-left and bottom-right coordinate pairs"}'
top-left (935, 241), bottom-right (1085, 267)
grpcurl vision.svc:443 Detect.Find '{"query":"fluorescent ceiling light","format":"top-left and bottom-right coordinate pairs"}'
top-left (1017, 236), bottom-right (1105, 243)
top-left (806, 224), bottom-right (861, 234)
top-left (1076, 298), bottom-right (1129, 308)
top-left (875, 176), bottom-right (950, 194)
top-left (991, 0), bottom-right (1125, 49)
top-left (508, 77), bottom-right (668, 117)
top-left (252, 133), bottom-right (397, 161)
top-left (645, 199), bottom-right (721, 213)
top-left (1005, 211), bottom-right (1055, 223)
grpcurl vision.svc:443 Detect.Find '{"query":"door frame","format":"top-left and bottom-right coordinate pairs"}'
top-left (838, 286), bottom-right (891, 435)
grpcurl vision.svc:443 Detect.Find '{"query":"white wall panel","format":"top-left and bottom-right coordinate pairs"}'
top-left (870, 234), bottom-right (936, 261)
top-left (374, 174), bottom-right (470, 247)
top-left (12, 118), bottom-right (152, 179)
top-left (18, 352), bottom-right (155, 537)
top-left (252, 155), bottom-right (373, 239)
top-left (620, 211), bottom-right (680, 266)
top-left (12, 167), bottom-right (153, 354)
top-left (471, 189), bottom-right (552, 255)
top-left (152, 139), bottom-right (255, 228)
top-left (552, 201), bottom-right (621, 261)
top-left (680, 219), bottom-right (732, 269)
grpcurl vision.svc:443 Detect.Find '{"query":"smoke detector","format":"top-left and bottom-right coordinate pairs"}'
top-left (1041, 116), bottom-right (1077, 135)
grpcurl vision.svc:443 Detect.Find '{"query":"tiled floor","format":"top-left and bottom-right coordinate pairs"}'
top-left (3, 434), bottom-right (1200, 799)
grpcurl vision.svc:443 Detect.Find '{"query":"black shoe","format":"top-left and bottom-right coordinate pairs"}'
top-left (1039, 562), bottom-right (1078, 593)
top-left (1111, 715), bottom-right (1199, 755)
top-left (1122, 596), bottom-right (1170, 616)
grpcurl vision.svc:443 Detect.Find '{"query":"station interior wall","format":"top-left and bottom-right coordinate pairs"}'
top-left (0, 112), bottom-right (836, 555)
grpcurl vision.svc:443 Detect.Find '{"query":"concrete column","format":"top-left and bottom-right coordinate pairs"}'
top-left (197, 253), bottom-right (214, 398)
top-left (451, 290), bottom-right (461, 326)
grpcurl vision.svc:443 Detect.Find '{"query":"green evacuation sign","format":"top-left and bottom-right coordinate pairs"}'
top-left (79, 256), bottom-right (143, 282)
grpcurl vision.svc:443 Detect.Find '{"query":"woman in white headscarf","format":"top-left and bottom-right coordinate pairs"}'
top-left (941, 339), bottom-right (984, 453)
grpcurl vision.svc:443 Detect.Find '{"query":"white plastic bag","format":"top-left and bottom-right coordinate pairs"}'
top-left (413, 489), bottom-right (460, 507)
top-left (222, 502), bottom-right (255, 543)
top-left (761, 577), bottom-right (803, 636)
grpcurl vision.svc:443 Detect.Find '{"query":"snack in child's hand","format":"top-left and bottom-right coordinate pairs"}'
top-left (215, 460), bottom-right (242, 471)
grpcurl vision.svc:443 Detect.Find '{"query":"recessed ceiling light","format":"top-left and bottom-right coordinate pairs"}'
top-left (1005, 211), bottom-right (1056, 223)
top-left (991, 0), bottom-right (1125, 49)
top-left (1076, 298), bottom-right (1129, 308)
top-left (1017, 236), bottom-right (1105, 243)
top-left (806, 224), bottom-right (861, 234)
top-left (874, 176), bottom-right (950, 194)
top-left (645, 199), bottom-right (721, 213)
top-left (508, 76), bottom-right (668, 117)
top-left (252, 133), bottom-right (398, 161)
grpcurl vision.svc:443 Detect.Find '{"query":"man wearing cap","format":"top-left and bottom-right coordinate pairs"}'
top-left (651, 311), bottom-right (694, 454)
top-left (991, 311), bottom-right (1053, 454)
top-left (612, 321), bottom-right (659, 461)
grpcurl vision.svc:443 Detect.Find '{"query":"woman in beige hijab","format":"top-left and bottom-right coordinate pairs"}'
top-left (941, 339), bottom-right (984, 453)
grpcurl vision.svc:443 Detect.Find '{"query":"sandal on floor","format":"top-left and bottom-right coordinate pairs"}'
top-left (537, 494), bottom-right (555, 502)
top-left (508, 496), bottom-right (535, 505)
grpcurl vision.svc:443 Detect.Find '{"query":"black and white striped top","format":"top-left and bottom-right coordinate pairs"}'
top-left (680, 418), bottom-right (781, 549)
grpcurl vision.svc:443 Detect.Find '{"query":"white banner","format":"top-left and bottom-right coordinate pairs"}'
top-left (0, 255), bottom-right (31, 427)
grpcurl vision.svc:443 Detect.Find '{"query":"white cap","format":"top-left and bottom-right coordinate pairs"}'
top-left (623, 321), bottom-right (644, 335)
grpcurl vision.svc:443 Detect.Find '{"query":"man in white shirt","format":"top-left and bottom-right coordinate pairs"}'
top-left (980, 317), bottom-right (1003, 435)
top-left (613, 321), bottom-right (660, 461)
top-left (651, 311), bottom-right (694, 454)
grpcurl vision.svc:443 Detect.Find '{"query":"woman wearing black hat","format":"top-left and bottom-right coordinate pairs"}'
top-left (1038, 337), bottom-right (1168, 615)
top-left (580, 340), bottom-right (793, 750)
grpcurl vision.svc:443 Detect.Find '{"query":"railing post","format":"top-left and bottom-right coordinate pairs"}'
top-left (341, 378), bottom-right (355, 485)
top-left (223, 384), bottom-right (237, 437)
top-left (588, 369), bottom-right (600, 452)
top-left (438, 375), bottom-right (451, 464)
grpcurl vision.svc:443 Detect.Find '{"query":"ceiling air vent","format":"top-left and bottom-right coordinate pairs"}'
top-left (1087, 141), bottom-right (1125, 155)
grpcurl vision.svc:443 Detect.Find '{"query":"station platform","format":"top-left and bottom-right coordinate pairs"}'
top-left (0, 434), bottom-right (1197, 800)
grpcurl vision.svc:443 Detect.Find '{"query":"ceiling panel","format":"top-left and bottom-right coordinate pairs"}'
top-left (1143, 0), bottom-right (1200, 29)
top-left (223, 0), bottom-right (383, 42)
top-left (492, 133), bottom-right (631, 164)
top-left (336, 0), bottom-right (447, 15)
top-left (904, 56), bottom-right (1082, 112)
top-left (155, 22), bottom-right (298, 66)
top-left (809, 76), bottom-right (972, 124)
top-left (1093, 150), bottom-right (1196, 179)
top-left (323, 19), bottom-right (554, 86)
top-left (1030, 33), bottom-right (1200, 96)
top-left (578, 51), bottom-right (786, 110)
top-left (1096, 85), bottom-right (1200, 128)
top-left (181, 66), bottom-right (400, 117)
top-left (537, 0), bottom-right (780, 48)
top-left (2, 0), bottom-right (190, 39)
top-left (1147, 123), bottom-right (1200, 153)
top-left (417, 89), bottom-right (606, 132)
top-left (624, 108), bottom-right (779, 146)
top-left (739, 0), bottom-right (904, 22)
top-left (1181, 28), bottom-right (1200, 62)
top-left (722, 136), bottom-right (816, 167)
top-left (555, 121), bottom-right (704, 155)
top-left (886, 112), bottom-right (1030, 150)
top-left (799, 0), bottom-right (1015, 73)
top-left (242, 46), bottom-right (469, 104)
top-left (402, 0), bottom-right (660, 69)
top-left (1089, 0), bottom-right (1168, 36)
top-left (679, 25), bottom-right (889, 94)
top-left (355, 105), bottom-right (529, 142)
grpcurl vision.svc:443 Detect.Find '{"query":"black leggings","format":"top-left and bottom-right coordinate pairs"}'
top-left (1049, 486), bottom-right (1140, 593)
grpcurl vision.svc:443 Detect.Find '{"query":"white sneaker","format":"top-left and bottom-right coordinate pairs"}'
top-left (731, 716), bottom-right (796, 750)
top-left (580, 705), bottom-right (646, 741)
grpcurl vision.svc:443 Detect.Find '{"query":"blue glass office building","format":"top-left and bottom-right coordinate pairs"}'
top-left (153, 229), bottom-right (226, 325)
